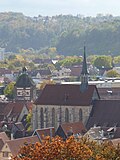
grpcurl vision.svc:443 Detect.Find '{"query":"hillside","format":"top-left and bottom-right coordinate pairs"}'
top-left (0, 12), bottom-right (120, 56)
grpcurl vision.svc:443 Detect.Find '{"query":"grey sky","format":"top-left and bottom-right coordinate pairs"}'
top-left (0, 0), bottom-right (120, 17)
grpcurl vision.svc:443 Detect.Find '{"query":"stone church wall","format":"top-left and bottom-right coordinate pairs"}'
top-left (32, 104), bottom-right (93, 130)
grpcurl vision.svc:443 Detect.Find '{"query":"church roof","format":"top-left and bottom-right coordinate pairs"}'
top-left (35, 84), bottom-right (99, 106)
top-left (15, 73), bottom-right (35, 88)
top-left (86, 100), bottom-right (120, 129)
top-left (81, 46), bottom-right (88, 75)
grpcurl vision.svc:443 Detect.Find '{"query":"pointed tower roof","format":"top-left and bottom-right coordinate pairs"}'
top-left (22, 66), bottom-right (27, 73)
top-left (80, 45), bottom-right (88, 92)
top-left (81, 46), bottom-right (88, 75)
top-left (15, 67), bottom-right (35, 88)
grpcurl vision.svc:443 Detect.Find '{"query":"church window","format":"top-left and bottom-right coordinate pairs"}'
top-left (79, 109), bottom-right (83, 121)
top-left (40, 108), bottom-right (44, 128)
top-left (65, 108), bottom-right (69, 122)
top-left (44, 108), bottom-right (48, 127)
top-left (52, 108), bottom-right (55, 127)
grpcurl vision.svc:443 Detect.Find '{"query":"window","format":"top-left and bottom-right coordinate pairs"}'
top-left (65, 108), bottom-right (69, 122)
top-left (40, 108), bottom-right (44, 128)
top-left (44, 108), bottom-right (48, 127)
top-left (3, 152), bottom-right (8, 157)
top-left (79, 109), bottom-right (83, 121)
top-left (52, 108), bottom-right (55, 127)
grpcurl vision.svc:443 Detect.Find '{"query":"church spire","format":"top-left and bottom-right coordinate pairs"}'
top-left (80, 45), bottom-right (88, 92)
top-left (81, 46), bottom-right (88, 75)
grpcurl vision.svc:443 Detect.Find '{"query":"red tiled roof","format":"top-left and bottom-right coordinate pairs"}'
top-left (33, 127), bottom-right (55, 140)
top-left (35, 84), bottom-right (99, 106)
top-left (111, 138), bottom-right (120, 147)
top-left (4, 102), bottom-right (28, 116)
top-left (25, 102), bottom-right (34, 110)
top-left (0, 102), bottom-right (8, 115)
top-left (0, 132), bottom-right (9, 143)
top-left (0, 139), bottom-right (4, 150)
top-left (0, 132), bottom-right (9, 150)
top-left (6, 135), bottom-right (39, 156)
top-left (60, 122), bottom-right (87, 136)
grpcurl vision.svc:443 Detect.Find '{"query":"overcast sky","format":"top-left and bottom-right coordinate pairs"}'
top-left (0, 0), bottom-right (120, 17)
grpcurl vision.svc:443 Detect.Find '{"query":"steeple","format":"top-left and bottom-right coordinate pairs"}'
top-left (80, 45), bottom-right (88, 92)
top-left (22, 66), bottom-right (27, 73)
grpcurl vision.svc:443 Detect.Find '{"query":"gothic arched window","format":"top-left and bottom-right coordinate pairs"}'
top-left (79, 108), bottom-right (83, 121)
top-left (45, 108), bottom-right (48, 128)
top-left (65, 108), bottom-right (69, 122)
top-left (40, 108), bottom-right (44, 128)
top-left (52, 108), bottom-right (55, 127)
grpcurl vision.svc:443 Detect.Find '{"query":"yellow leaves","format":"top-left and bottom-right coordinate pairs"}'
top-left (12, 136), bottom-right (120, 160)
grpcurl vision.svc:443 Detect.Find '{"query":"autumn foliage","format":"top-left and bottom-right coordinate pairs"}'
top-left (12, 136), bottom-right (120, 160)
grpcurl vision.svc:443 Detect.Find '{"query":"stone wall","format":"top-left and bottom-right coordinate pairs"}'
top-left (32, 104), bottom-right (93, 130)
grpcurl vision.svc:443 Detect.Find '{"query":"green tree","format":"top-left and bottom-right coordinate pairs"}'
top-left (106, 69), bottom-right (120, 77)
top-left (87, 55), bottom-right (97, 64)
top-left (26, 110), bottom-right (32, 131)
top-left (4, 82), bottom-right (15, 99)
top-left (55, 56), bottom-right (82, 69)
top-left (114, 56), bottom-right (120, 64)
top-left (94, 56), bottom-right (112, 69)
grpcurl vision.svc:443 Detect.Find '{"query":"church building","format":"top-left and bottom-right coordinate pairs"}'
top-left (32, 47), bottom-right (100, 130)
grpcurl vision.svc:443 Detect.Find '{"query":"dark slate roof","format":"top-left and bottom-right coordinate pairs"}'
top-left (14, 122), bottom-right (25, 131)
top-left (81, 46), bottom-right (88, 75)
top-left (15, 73), bottom-right (35, 88)
top-left (70, 65), bottom-right (82, 77)
top-left (32, 58), bottom-right (52, 64)
top-left (98, 87), bottom-right (120, 100)
top-left (86, 100), bottom-right (120, 129)
top-left (35, 84), bottom-right (99, 106)
top-left (30, 69), bottom-right (51, 77)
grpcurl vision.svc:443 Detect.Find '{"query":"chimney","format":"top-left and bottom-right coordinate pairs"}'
top-left (11, 133), bottom-right (14, 140)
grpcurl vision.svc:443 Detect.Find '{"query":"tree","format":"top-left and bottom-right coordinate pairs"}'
top-left (106, 69), bottom-right (120, 77)
top-left (40, 80), bottom-right (55, 90)
top-left (4, 82), bottom-right (15, 99)
top-left (12, 136), bottom-right (120, 160)
top-left (55, 56), bottom-right (82, 69)
top-left (114, 56), bottom-right (120, 64)
top-left (26, 110), bottom-right (32, 131)
top-left (94, 56), bottom-right (112, 69)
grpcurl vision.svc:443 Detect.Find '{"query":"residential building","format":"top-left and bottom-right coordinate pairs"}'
top-left (55, 122), bottom-right (87, 140)
top-left (0, 135), bottom-right (39, 160)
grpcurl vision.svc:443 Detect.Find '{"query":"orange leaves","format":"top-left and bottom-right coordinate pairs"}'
top-left (12, 136), bottom-right (120, 160)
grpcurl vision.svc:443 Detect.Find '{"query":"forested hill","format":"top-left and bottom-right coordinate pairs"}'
top-left (1, 12), bottom-right (120, 56)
